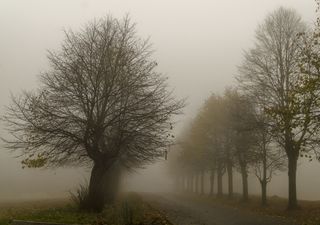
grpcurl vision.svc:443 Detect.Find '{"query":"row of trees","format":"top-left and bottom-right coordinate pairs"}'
top-left (170, 90), bottom-right (285, 206)
top-left (170, 6), bottom-right (320, 209)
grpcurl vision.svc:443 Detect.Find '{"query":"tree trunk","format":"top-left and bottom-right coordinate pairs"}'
top-left (180, 175), bottom-right (185, 191)
top-left (186, 176), bottom-right (189, 192)
top-left (217, 163), bottom-right (223, 198)
top-left (210, 169), bottom-right (215, 196)
top-left (261, 180), bottom-right (267, 206)
top-left (200, 170), bottom-right (204, 195)
top-left (227, 162), bottom-right (233, 198)
top-left (191, 174), bottom-right (194, 193)
top-left (195, 173), bottom-right (199, 194)
top-left (181, 175), bottom-right (185, 191)
top-left (86, 162), bottom-right (108, 212)
top-left (174, 176), bottom-right (179, 191)
top-left (184, 175), bottom-right (188, 192)
top-left (180, 176), bottom-right (184, 191)
top-left (261, 141), bottom-right (267, 206)
top-left (287, 154), bottom-right (299, 209)
top-left (104, 165), bottom-right (121, 204)
top-left (176, 176), bottom-right (180, 191)
top-left (188, 175), bottom-right (194, 193)
top-left (240, 163), bottom-right (249, 202)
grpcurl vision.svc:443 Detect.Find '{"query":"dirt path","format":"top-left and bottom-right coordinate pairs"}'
top-left (141, 193), bottom-right (296, 225)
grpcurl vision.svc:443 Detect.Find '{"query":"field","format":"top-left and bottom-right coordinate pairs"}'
top-left (0, 193), bottom-right (172, 225)
top-left (1, 192), bottom-right (320, 225)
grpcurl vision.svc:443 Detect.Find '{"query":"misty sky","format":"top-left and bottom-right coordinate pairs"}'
top-left (0, 0), bottom-right (319, 201)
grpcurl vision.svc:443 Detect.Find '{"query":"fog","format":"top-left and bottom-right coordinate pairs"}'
top-left (0, 0), bottom-right (319, 202)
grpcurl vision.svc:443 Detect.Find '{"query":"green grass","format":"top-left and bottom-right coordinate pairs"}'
top-left (0, 199), bottom-right (102, 225)
top-left (0, 206), bottom-right (98, 224)
top-left (0, 194), bottom-right (173, 225)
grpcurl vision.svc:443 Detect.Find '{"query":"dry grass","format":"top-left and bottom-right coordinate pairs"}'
top-left (179, 193), bottom-right (320, 225)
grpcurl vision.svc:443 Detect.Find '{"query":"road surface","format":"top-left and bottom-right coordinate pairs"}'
top-left (142, 193), bottom-right (296, 225)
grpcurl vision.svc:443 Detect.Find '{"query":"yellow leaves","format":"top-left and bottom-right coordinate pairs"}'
top-left (21, 156), bottom-right (48, 169)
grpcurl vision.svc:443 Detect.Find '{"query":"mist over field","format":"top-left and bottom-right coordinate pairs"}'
top-left (1, 0), bottom-right (320, 207)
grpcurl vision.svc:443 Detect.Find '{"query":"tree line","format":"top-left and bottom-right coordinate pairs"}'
top-left (169, 6), bottom-right (320, 210)
top-left (2, 4), bottom-right (320, 213)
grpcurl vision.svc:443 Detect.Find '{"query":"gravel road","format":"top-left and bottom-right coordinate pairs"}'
top-left (142, 193), bottom-right (296, 225)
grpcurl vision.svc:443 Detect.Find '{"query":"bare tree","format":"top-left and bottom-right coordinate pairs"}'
top-left (244, 94), bottom-right (287, 206)
top-left (3, 16), bottom-right (184, 212)
top-left (252, 114), bottom-right (286, 206)
top-left (237, 7), bottom-right (320, 209)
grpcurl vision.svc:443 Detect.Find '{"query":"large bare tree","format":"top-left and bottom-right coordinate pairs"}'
top-left (238, 7), bottom-right (320, 209)
top-left (3, 16), bottom-right (184, 212)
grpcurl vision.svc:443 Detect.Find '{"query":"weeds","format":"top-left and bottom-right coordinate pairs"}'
top-left (0, 193), bottom-right (172, 225)
top-left (70, 181), bottom-right (90, 210)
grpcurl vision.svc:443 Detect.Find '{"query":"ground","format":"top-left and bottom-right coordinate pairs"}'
top-left (142, 193), bottom-right (295, 225)
top-left (0, 194), bottom-right (172, 225)
top-left (1, 193), bottom-right (320, 225)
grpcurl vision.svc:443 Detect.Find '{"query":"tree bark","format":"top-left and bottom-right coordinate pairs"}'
top-left (176, 176), bottom-right (180, 191)
top-left (188, 175), bottom-right (194, 193)
top-left (240, 163), bottom-right (249, 202)
top-left (200, 170), bottom-right (204, 195)
top-left (87, 162), bottom-right (108, 212)
top-left (287, 154), bottom-right (299, 209)
top-left (227, 162), bottom-right (233, 198)
top-left (104, 165), bottom-right (121, 204)
top-left (261, 140), bottom-right (267, 206)
top-left (187, 176), bottom-right (190, 192)
top-left (261, 180), bottom-right (267, 206)
top-left (217, 163), bottom-right (223, 198)
top-left (180, 176), bottom-right (184, 191)
top-left (191, 174), bottom-right (194, 193)
top-left (285, 127), bottom-right (299, 210)
top-left (182, 175), bottom-right (186, 191)
top-left (210, 169), bottom-right (215, 196)
top-left (174, 176), bottom-right (179, 191)
top-left (195, 173), bottom-right (199, 194)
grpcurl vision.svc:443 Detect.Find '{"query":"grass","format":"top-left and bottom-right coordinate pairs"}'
top-left (0, 193), bottom-right (173, 225)
top-left (178, 192), bottom-right (320, 225)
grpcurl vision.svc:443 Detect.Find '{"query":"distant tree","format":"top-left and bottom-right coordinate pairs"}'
top-left (252, 112), bottom-right (286, 206)
top-left (167, 144), bottom-right (187, 192)
top-left (238, 7), bottom-right (320, 209)
top-left (182, 119), bottom-right (210, 194)
top-left (3, 16), bottom-right (183, 212)
top-left (199, 94), bottom-right (231, 198)
top-left (225, 90), bottom-right (257, 202)
top-left (239, 87), bottom-right (286, 206)
top-left (169, 94), bottom-right (232, 197)
top-left (169, 90), bottom-right (259, 202)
